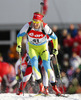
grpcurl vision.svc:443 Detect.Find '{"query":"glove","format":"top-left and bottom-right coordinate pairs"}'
top-left (16, 75), bottom-right (19, 81)
top-left (16, 45), bottom-right (21, 53)
top-left (16, 74), bottom-right (22, 82)
top-left (53, 49), bottom-right (58, 56)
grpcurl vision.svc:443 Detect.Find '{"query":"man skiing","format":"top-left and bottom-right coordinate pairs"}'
top-left (15, 52), bottom-right (34, 95)
top-left (16, 12), bottom-right (61, 96)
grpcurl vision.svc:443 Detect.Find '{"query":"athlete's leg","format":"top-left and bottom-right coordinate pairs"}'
top-left (17, 66), bottom-right (32, 95)
top-left (41, 44), bottom-right (61, 95)
top-left (28, 44), bottom-right (45, 93)
top-left (40, 43), bottom-right (56, 86)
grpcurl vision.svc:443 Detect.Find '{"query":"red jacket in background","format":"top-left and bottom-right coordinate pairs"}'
top-left (63, 38), bottom-right (74, 47)
top-left (74, 34), bottom-right (81, 44)
top-left (0, 62), bottom-right (11, 80)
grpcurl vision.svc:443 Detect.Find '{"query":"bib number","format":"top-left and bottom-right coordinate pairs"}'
top-left (33, 39), bottom-right (39, 44)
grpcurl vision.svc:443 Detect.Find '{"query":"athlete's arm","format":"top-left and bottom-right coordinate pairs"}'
top-left (17, 23), bottom-right (29, 46)
top-left (44, 25), bottom-right (58, 50)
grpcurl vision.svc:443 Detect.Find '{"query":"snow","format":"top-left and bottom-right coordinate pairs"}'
top-left (0, 93), bottom-right (81, 100)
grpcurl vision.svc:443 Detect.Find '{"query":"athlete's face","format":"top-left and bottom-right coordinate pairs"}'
top-left (32, 19), bottom-right (41, 29)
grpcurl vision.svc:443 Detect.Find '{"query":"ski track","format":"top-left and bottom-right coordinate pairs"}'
top-left (0, 93), bottom-right (81, 100)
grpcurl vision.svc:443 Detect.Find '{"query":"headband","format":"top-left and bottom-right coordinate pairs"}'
top-left (33, 12), bottom-right (43, 21)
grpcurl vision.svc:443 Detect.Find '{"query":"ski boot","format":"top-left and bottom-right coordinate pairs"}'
top-left (17, 89), bottom-right (22, 95)
top-left (52, 85), bottom-right (61, 96)
top-left (39, 83), bottom-right (45, 93)
top-left (44, 86), bottom-right (49, 95)
top-left (16, 81), bottom-right (27, 95)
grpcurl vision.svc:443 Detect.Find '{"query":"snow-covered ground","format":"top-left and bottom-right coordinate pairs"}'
top-left (0, 93), bottom-right (81, 100)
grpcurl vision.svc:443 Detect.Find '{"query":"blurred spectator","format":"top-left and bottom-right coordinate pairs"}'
top-left (0, 53), bottom-right (3, 62)
top-left (61, 54), bottom-right (70, 72)
top-left (60, 29), bottom-right (68, 46)
top-left (2, 64), bottom-right (17, 93)
top-left (57, 44), bottom-right (64, 67)
top-left (72, 42), bottom-right (81, 57)
top-left (68, 24), bottom-right (77, 38)
top-left (73, 29), bottom-right (81, 57)
top-left (63, 34), bottom-right (74, 56)
top-left (79, 64), bottom-right (81, 70)
top-left (8, 43), bottom-right (19, 65)
top-left (73, 67), bottom-right (81, 86)
top-left (63, 34), bottom-right (74, 47)
top-left (76, 85), bottom-right (81, 93)
top-left (74, 29), bottom-right (81, 45)
top-left (0, 60), bottom-right (11, 80)
top-left (0, 58), bottom-right (17, 93)
top-left (67, 66), bottom-right (74, 82)
top-left (67, 78), bottom-right (78, 94)
top-left (52, 25), bottom-right (62, 44)
top-left (52, 25), bottom-right (58, 33)
top-left (58, 71), bottom-right (69, 93)
top-left (67, 83), bottom-right (76, 94)
top-left (69, 52), bottom-right (81, 70)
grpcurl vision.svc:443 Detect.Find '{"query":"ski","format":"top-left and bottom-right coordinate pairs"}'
top-left (60, 94), bottom-right (69, 98)
top-left (41, 94), bottom-right (51, 97)
top-left (29, 93), bottom-right (42, 97)
top-left (29, 93), bottom-right (51, 97)
top-left (29, 93), bottom-right (69, 98)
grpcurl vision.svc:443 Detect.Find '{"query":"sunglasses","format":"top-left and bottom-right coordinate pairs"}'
top-left (32, 20), bottom-right (41, 24)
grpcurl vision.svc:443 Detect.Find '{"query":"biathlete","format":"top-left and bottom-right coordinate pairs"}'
top-left (16, 12), bottom-right (61, 95)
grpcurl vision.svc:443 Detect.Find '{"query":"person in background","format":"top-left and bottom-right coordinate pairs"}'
top-left (8, 43), bottom-right (19, 65)
top-left (0, 53), bottom-right (17, 93)
top-left (58, 71), bottom-right (69, 93)
top-left (69, 52), bottom-right (81, 71)
top-left (2, 64), bottom-right (17, 93)
top-left (63, 34), bottom-right (74, 56)
top-left (74, 29), bottom-right (81, 45)
top-left (68, 24), bottom-right (77, 38)
top-left (72, 42), bottom-right (81, 57)
top-left (52, 25), bottom-right (61, 44)
top-left (60, 29), bottom-right (68, 46)
top-left (15, 52), bottom-right (33, 95)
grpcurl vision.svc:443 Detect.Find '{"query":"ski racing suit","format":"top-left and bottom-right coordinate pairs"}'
top-left (17, 21), bottom-right (58, 87)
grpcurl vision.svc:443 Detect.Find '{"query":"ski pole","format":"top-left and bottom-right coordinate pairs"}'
top-left (19, 52), bottom-right (24, 96)
top-left (50, 55), bottom-right (55, 71)
top-left (55, 55), bottom-right (65, 94)
top-left (40, 2), bottom-right (44, 14)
